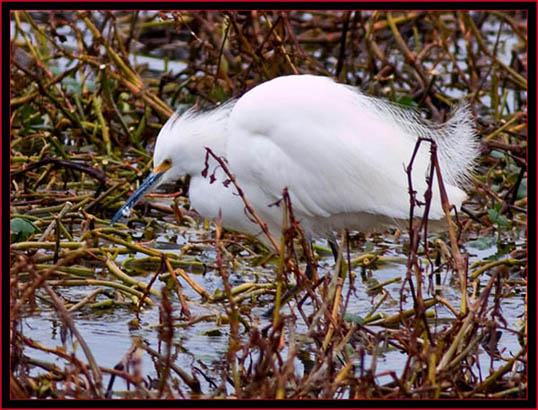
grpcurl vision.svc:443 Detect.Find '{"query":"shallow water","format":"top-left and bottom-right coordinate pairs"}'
top-left (12, 10), bottom-right (526, 397)
top-left (20, 217), bottom-right (526, 395)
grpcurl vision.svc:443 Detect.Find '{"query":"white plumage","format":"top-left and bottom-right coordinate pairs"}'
top-left (113, 75), bottom-right (478, 246)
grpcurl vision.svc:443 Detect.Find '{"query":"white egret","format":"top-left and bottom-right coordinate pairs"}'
top-left (112, 75), bottom-right (478, 249)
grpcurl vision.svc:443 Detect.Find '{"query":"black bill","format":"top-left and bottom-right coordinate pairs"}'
top-left (111, 171), bottom-right (165, 224)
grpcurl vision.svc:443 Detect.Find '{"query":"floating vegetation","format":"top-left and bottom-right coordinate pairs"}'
top-left (10, 9), bottom-right (527, 400)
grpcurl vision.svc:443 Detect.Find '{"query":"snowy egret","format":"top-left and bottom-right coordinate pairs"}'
top-left (112, 75), bottom-right (478, 247)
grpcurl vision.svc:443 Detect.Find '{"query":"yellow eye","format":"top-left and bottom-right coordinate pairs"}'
top-left (154, 159), bottom-right (172, 173)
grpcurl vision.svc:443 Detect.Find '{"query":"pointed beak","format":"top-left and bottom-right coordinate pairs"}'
top-left (110, 170), bottom-right (165, 224)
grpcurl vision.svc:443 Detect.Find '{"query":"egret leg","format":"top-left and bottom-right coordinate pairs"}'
top-left (329, 234), bottom-right (349, 277)
top-left (328, 238), bottom-right (340, 262)
top-left (303, 231), bottom-right (316, 280)
top-left (262, 235), bottom-right (316, 318)
top-left (263, 235), bottom-right (345, 318)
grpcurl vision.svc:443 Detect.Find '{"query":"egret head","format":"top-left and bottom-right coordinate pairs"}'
top-left (109, 114), bottom-right (179, 224)
top-left (111, 101), bottom-right (236, 224)
top-left (150, 112), bottom-right (186, 185)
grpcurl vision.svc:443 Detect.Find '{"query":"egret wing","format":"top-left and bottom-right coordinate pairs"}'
top-left (228, 75), bottom-right (468, 221)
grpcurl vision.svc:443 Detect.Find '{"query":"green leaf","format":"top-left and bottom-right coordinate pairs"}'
top-left (466, 237), bottom-right (496, 250)
top-left (201, 328), bottom-right (223, 337)
top-left (61, 77), bottom-right (82, 95)
top-left (19, 104), bottom-right (37, 121)
top-left (86, 80), bottom-right (98, 92)
top-left (487, 209), bottom-right (511, 228)
top-left (397, 95), bottom-right (415, 107)
top-left (490, 150), bottom-right (506, 159)
top-left (49, 66), bottom-right (63, 77)
top-left (516, 178), bottom-right (527, 200)
top-left (11, 218), bottom-right (41, 242)
top-left (210, 85), bottom-right (229, 103)
top-left (18, 105), bottom-right (47, 134)
top-left (344, 313), bottom-right (365, 325)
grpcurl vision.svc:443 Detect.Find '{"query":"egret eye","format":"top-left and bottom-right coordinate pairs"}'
top-left (159, 159), bottom-right (172, 169)
top-left (154, 159), bottom-right (172, 174)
